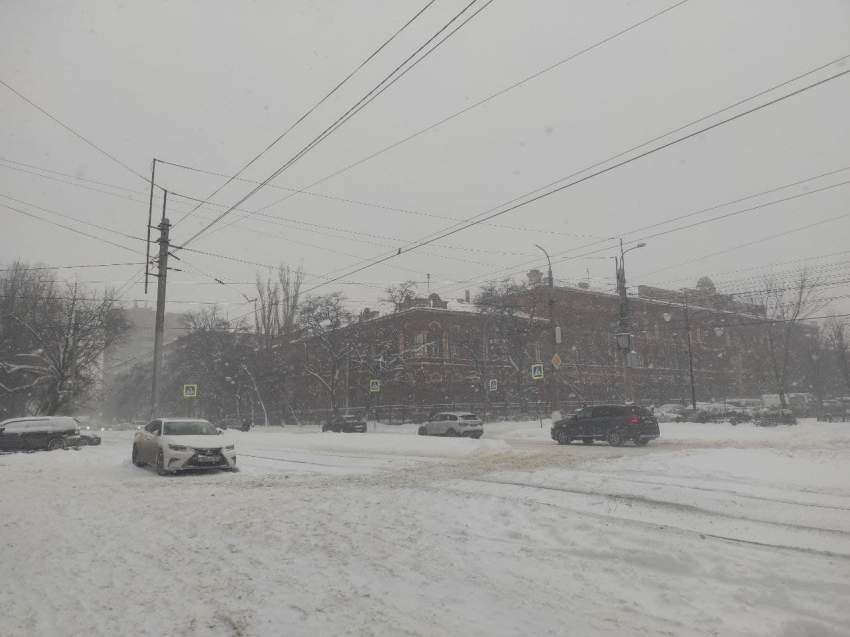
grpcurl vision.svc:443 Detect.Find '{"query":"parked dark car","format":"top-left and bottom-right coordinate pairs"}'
top-left (322, 415), bottom-right (367, 433)
top-left (0, 416), bottom-right (81, 452)
top-left (79, 431), bottom-right (102, 446)
top-left (551, 405), bottom-right (660, 447)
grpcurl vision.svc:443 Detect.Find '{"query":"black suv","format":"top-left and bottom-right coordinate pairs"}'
top-left (322, 415), bottom-right (367, 433)
top-left (551, 405), bottom-right (660, 447)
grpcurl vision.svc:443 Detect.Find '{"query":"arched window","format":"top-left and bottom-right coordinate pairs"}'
top-left (427, 321), bottom-right (443, 358)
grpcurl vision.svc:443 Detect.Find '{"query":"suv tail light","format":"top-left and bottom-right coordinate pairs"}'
top-left (74, 428), bottom-right (80, 435)
top-left (628, 418), bottom-right (640, 424)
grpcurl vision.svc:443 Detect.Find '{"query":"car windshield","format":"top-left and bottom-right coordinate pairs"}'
top-left (163, 421), bottom-right (218, 436)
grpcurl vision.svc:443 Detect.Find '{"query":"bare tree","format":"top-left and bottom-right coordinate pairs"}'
top-left (347, 282), bottom-right (419, 418)
top-left (825, 315), bottom-right (850, 394)
top-left (0, 265), bottom-right (131, 416)
top-left (298, 292), bottom-right (353, 416)
top-left (254, 263), bottom-right (303, 348)
top-left (745, 270), bottom-right (824, 409)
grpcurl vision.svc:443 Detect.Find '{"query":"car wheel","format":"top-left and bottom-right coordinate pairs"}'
top-left (607, 430), bottom-right (624, 447)
top-left (556, 430), bottom-right (571, 445)
top-left (472, 433), bottom-right (482, 440)
top-left (634, 438), bottom-right (649, 447)
top-left (446, 428), bottom-right (458, 437)
top-left (132, 444), bottom-right (145, 467)
top-left (418, 426), bottom-right (427, 436)
top-left (77, 438), bottom-right (90, 446)
top-left (155, 450), bottom-right (169, 476)
top-left (322, 425), bottom-right (329, 432)
top-left (47, 438), bottom-right (65, 451)
top-left (582, 438), bottom-right (594, 445)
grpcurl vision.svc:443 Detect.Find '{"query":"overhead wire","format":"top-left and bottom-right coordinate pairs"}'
top-left (287, 61), bottom-right (850, 298)
top-left (0, 78), bottom-right (148, 183)
top-left (235, 0), bottom-right (695, 224)
top-left (179, 0), bottom-right (495, 248)
top-left (169, 0), bottom-right (437, 229)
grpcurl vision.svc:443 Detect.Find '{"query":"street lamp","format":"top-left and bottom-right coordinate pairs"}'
top-left (614, 240), bottom-right (647, 403)
top-left (535, 245), bottom-right (561, 422)
top-left (662, 293), bottom-right (725, 412)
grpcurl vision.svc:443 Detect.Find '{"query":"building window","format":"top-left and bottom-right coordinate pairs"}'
top-left (427, 321), bottom-right (443, 358)
top-left (414, 332), bottom-right (427, 357)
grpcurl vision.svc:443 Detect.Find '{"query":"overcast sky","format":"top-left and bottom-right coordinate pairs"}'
top-left (2, 0), bottom-right (849, 318)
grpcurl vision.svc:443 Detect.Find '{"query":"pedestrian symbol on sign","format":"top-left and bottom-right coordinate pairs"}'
top-left (369, 379), bottom-right (381, 393)
top-left (488, 379), bottom-right (498, 392)
top-left (531, 364), bottom-right (544, 380)
top-left (183, 384), bottom-right (198, 398)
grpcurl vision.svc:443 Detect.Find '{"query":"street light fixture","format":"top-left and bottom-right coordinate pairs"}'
top-left (535, 244), bottom-right (561, 422)
top-left (661, 294), bottom-right (725, 411)
top-left (615, 240), bottom-right (647, 403)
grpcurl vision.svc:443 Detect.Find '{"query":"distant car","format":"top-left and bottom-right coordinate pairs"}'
top-left (551, 404), bottom-right (660, 447)
top-left (132, 418), bottom-right (236, 476)
top-left (650, 407), bottom-right (672, 423)
top-left (0, 416), bottom-right (81, 452)
top-left (78, 431), bottom-right (101, 446)
top-left (659, 404), bottom-right (687, 415)
top-left (322, 415), bottom-right (367, 433)
top-left (419, 412), bottom-right (483, 438)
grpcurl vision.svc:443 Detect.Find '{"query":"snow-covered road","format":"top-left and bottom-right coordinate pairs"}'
top-left (1, 420), bottom-right (849, 637)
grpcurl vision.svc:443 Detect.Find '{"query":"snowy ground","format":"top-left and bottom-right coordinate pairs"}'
top-left (1, 419), bottom-right (849, 637)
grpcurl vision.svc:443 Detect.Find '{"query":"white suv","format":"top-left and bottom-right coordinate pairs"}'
top-left (418, 412), bottom-right (483, 438)
top-left (132, 419), bottom-right (236, 476)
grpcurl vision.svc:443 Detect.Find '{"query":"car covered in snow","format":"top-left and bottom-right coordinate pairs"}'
top-left (552, 404), bottom-right (660, 447)
top-left (132, 418), bottom-right (236, 476)
top-left (78, 431), bottom-right (101, 446)
top-left (0, 416), bottom-right (81, 452)
top-left (419, 412), bottom-right (483, 438)
top-left (322, 415), bottom-right (367, 433)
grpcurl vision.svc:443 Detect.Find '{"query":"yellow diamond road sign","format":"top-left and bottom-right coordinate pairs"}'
top-left (552, 353), bottom-right (562, 370)
top-left (183, 384), bottom-right (198, 398)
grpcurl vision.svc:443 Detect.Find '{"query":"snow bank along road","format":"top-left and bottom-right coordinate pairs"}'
top-left (1, 420), bottom-right (849, 637)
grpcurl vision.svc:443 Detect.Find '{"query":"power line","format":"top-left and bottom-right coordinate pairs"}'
top-left (294, 62), bottom-right (850, 297)
top-left (204, 0), bottom-right (503, 242)
top-left (0, 157), bottom-right (568, 260)
top-left (1, 202), bottom-right (146, 256)
top-left (169, 0), bottom-right (437, 229)
top-left (179, 0), bottom-right (494, 248)
top-left (153, 158), bottom-right (609, 240)
top-left (0, 262), bottom-right (143, 272)
top-left (0, 79), bottom-right (147, 183)
top-left (244, 0), bottom-right (694, 222)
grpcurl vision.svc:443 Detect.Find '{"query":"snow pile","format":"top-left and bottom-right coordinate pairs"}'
top-left (222, 428), bottom-right (512, 459)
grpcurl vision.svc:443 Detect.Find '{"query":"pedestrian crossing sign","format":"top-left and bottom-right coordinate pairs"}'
top-left (183, 384), bottom-right (198, 398)
top-left (531, 363), bottom-right (544, 380)
top-left (370, 379), bottom-right (381, 393)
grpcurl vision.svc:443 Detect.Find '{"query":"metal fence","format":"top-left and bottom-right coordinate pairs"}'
top-left (287, 400), bottom-right (620, 426)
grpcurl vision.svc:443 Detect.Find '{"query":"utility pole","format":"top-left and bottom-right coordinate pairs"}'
top-left (67, 309), bottom-right (80, 414)
top-left (150, 191), bottom-right (170, 418)
top-left (684, 291), bottom-right (698, 413)
top-left (535, 245), bottom-right (560, 422)
top-left (615, 239), bottom-right (647, 404)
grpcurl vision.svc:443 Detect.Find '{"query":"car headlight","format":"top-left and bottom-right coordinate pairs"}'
top-left (224, 445), bottom-right (235, 451)
top-left (168, 444), bottom-right (190, 452)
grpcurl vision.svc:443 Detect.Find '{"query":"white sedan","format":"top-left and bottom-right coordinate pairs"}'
top-left (132, 418), bottom-right (236, 476)
top-left (418, 412), bottom-right (483, 438)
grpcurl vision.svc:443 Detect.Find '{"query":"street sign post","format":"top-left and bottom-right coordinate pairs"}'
top-left (183, 384), bottom-right (198, 398)
top-left (489, 379), bottom-right (498, 392)
top-left (531, 363), bottom-right (544, 380)
top-left (369, 379), bottom-right (381, 393)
